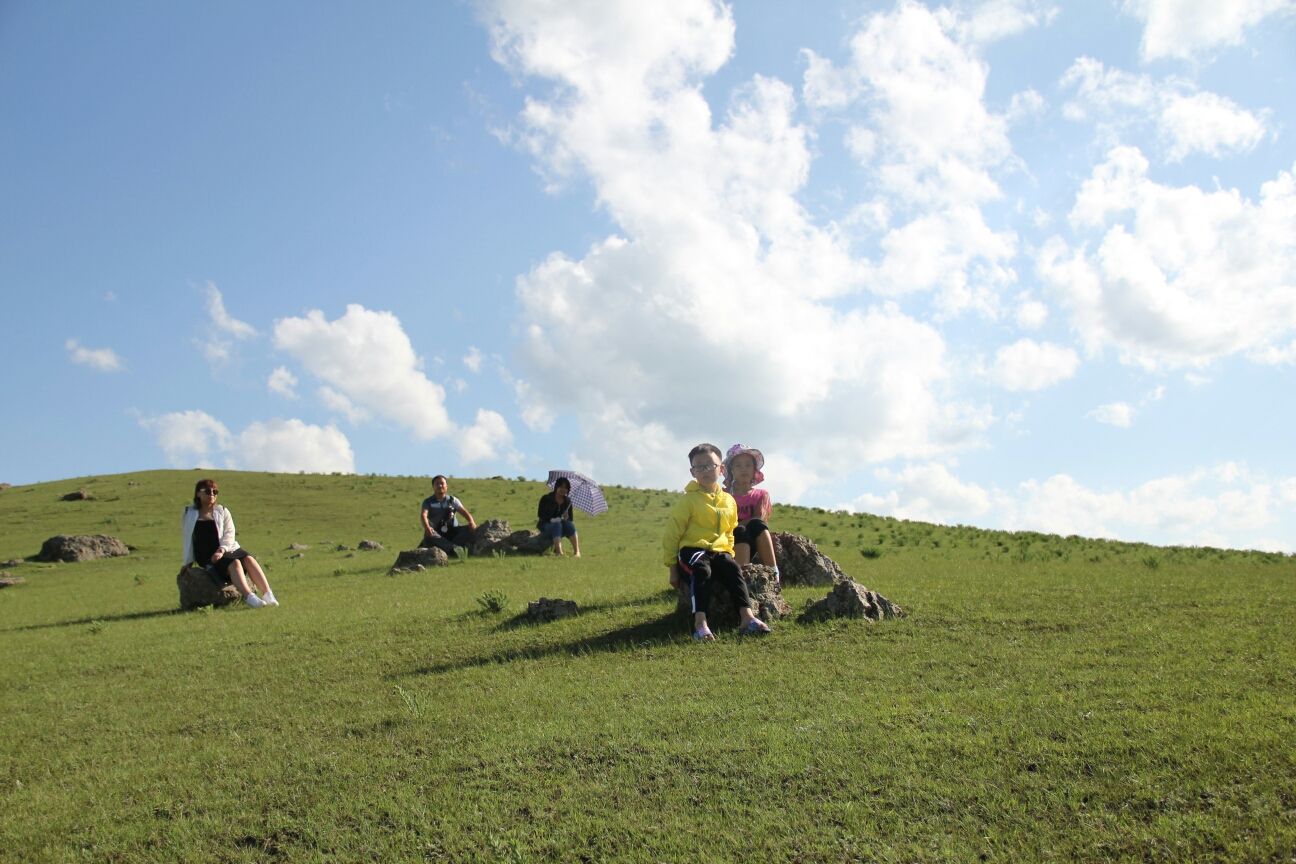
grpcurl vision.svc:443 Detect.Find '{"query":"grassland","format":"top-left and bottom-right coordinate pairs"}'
top-left (1, 469), bottom-right (1293, 863)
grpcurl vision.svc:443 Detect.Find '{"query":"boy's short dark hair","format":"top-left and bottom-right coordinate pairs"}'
top-left (688, 443), bottom-right (722, 464)
top-left (431, 475), bottom-right (448, 485)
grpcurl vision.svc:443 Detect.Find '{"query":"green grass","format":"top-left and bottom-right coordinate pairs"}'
top-left (1, 469), bottom-right (1293, 862)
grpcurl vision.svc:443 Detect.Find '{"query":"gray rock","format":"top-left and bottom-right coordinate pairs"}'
top-left (797, 579), bottom-right (906, 624)
top-left (525, 597), bottom-right (579, 622)
top-left (288, 543), bottom-right (310, 551)
top-left (1, 559), bottom-right (22, 568)
top-left (357, 539), bottom-right (384, 551)
top-left (390, 547), bottom-right (448, 573)
top-left (176, 565), bottom-right (240, 610)
top-left (0, 482), bottom-right (11, 491)
top-left (0, 572), bottom-right (24, 588)
top-left (674, 563), bottom-right (790, 627)
top-left (61, 489), bottom-right (91, 501)
top-left (772, 532), bottom-right (848, 586)
top-left (469, 520), bottom-right (550, 556)
top-left (36, 534), bottom-right (129, 563)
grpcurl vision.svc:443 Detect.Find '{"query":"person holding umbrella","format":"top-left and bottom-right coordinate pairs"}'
top-left (537, 476), bottom-right (581, 557)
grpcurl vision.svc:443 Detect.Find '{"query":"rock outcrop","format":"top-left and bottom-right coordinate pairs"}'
top-left (469, 520), bottom-right (551, 556)
top-left (389, 547), bottom-right (449, 573)
top-left (674, 563), bottom-right (790, 627)
top-left (176, 566), bottom-right (240, 610)
top-left (357, 539), bottom-right (384, 551)
top-left (36, 535), bottom-right (129, 563)
top-left (0, 573), bottom-right (24, 588)
top-left (798, 579), bottom-right (906, 624)
top-left (61, 489), bottom-right (92, 501)
top-left (772, 532), bottom-right (848, 586)
top-left (524, 597), bottom-right (579, 623)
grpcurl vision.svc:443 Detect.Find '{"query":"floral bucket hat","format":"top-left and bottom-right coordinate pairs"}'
top-left (724, 443), bottom-right (765, 487)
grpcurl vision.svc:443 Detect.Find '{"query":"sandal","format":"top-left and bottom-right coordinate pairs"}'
top-left (692, 625), bottom-right (715, 642)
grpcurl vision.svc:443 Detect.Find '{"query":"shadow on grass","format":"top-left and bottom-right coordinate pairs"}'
top-left (396, 610), bottom-right (684, 679)
top-left (4, 606), bottom-right (182, 633)
top-left (490, 588), bottom-right (677, 631)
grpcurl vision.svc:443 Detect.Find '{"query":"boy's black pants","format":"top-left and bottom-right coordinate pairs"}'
top-left (678, 548), bottom-right (751, 615)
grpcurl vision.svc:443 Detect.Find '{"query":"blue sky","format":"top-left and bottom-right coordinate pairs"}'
top-left (2, 0), bottom-right (1294, 551)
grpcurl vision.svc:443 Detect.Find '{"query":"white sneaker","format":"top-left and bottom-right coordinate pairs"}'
top-left (244, 593), bottom-right (267, 608)
top-left (261, 592), bottom-right (279, 607)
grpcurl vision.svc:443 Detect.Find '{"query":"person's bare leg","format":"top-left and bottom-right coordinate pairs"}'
top-left (242, 555), bottom-right (272, 595)
top-left (755, 532), bottom-right (777, 568)
top-left (735, 542), bottom-right (752, 566)
top-left (227, 559), bottom-right (253, 597)
top-left (570, 533), bottom-right (581, 558)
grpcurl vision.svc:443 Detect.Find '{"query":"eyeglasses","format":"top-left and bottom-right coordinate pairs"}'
top-left (690, 463), bottom-right (721, 474)
top-left (199, 488), bottom-right (219, 496)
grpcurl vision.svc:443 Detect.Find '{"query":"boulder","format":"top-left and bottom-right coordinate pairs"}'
top-left (176, 565), bottom-right (240, 610)
top-left (524, 597), bottom-right (579, 623)
top-left (0, 573), bottom-right (24, 588)
top-left (773, 532), bottom-right (848, 586)
top-left (61, 489), bottom-right (91, 501)
top-left (390, 547), bottom-right (448, 573)
top-left (798, 579), bottom-right (905, 624)
top-left (288, 543), bottom-right (309, 551)
top-left (469, 520), bottom-right (550, 556)
top-left (0, 482), bottom-right (11, 491)
top-left (674, 563), bottom-right (790, 627)
top-left (36, 534), bottom-right (129, 563)
top-left (357, 539), bottom-right (384, 551)
top-left (1, 559), bottom-right (22, 568)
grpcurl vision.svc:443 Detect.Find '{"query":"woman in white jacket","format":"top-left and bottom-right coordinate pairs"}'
top-left (182, 478), bottom-right (277, 608)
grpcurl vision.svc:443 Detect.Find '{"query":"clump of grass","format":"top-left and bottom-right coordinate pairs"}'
top-left (860, 547), bottom-right (882, 559)
top-left (476, 589), bottom-right (510, 614)
top-left (1142, 555), bottom-right (1161, 570)
top-left (393, 685), bottom-right (423, 719)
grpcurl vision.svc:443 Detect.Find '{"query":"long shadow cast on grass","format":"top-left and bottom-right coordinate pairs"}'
top-left (4, 607), bottom-right (182, 633)
top-left (395, 610), bottom-right (684, 679)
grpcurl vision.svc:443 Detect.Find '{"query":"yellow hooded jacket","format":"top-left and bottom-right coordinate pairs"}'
top-left (661, 480), bottom-right (738, 567)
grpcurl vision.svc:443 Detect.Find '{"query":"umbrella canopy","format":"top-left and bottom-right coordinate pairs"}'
top-left (546, 469), bottom-right (609, 516)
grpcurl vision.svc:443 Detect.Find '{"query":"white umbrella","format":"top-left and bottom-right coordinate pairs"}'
top-left (546, 469), bottom-right (609, 516)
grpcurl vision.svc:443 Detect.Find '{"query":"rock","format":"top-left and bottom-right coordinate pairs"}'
top-left (176, 565), bottom-right (240, 610)
top-left (0, 482), bottom-right (11, 491)
top-left (674, 563), bottom-right (790, 627)
top-left (357, 539), bottom-right (384, 551)
top-left (61, 489), bottom-right (91, 501)
top-left (390, 547), bottom-right (448, 573)
top-left (797, 579), bottom-right (906, 624)
top-left (36, 534), bottom-right (130, 563)
top-left (1, 559), bottom-right (22, 568)
top-left (288, 543), bottom-right (309, 551)
top-left (0, 573), bottom-right (24, 588)
top-left (524, 597), bottom-right (579, 622)
top-left (772, 532), bottom-right (848, 586)
top-left (469, 520), bottom-right (550, 556)
top-left (335, 543), bottom-right (352, 551)
top-left (288, 552), bottom-right (305, 560)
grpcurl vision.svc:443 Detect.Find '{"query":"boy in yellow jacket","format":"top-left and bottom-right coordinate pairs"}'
top-left (663, 443), bottom-right (773, 641)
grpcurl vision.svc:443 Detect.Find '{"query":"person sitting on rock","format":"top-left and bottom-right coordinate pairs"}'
top-left (537, 477), bottom-right (581, 557)
top-left (419, 475), bottom-right (477, 557)
top-left (181, 478), bottom-right (277, 608)
top-left (663, 443), bottom-right (771, 641)
top-left (724, 443), bottom-right (780, 584)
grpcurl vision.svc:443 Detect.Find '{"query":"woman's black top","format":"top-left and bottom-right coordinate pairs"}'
top-left (191, 518), bottom-right (219, 565)
top-left (537, 492), bottom-right (574, 528)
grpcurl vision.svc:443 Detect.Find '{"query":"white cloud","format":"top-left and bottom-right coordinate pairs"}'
top-left (951, 0), bottom-right (1059, 46)
top-left (65, 338), bottom-right (124, 372)
top-left (801, 1), bottom-right (1021, 314)
top-left (318, 386), bottom-right (369, 424)
top-left (486, 1), bottom-right (982, 491)
top-left (140, 410), bottom-right (353, 473)
top-left (1015, 298), bottom-right (1049, 329)
top-left (1088, 401), bottom-right (1134, 427)
top-left (267, 367), bottom-right (298, 399)
top-left (457, 408), bottom-right (515, 464)
top-left (1122, 0), bottom-right (1295, 61)
top-left (273, 304), bottom-right (454, 440)
top-left (229, 419), bottom-right (355, 473)
top-left (464, 347), bottom-right (483, 373)
top-left (204, 282), bottom-right (256, 339)
top-left (1060, 57), bottom-right (1268, 163)
top-left (845, 460), bottom-right (1296, 551)
top-left (990, 338), bottom-right (1079, 390)
top-left (1040, 148), bottom-right (1296, 370)
top-left (139, 410), bottom-right (231, 467)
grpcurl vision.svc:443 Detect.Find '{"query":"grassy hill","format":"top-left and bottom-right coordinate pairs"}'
top-left (1, 469), bottom-right (1292, 862)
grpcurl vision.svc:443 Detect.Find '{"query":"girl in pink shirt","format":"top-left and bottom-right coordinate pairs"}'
top-left (724, 443), bottom-right (780, 583)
